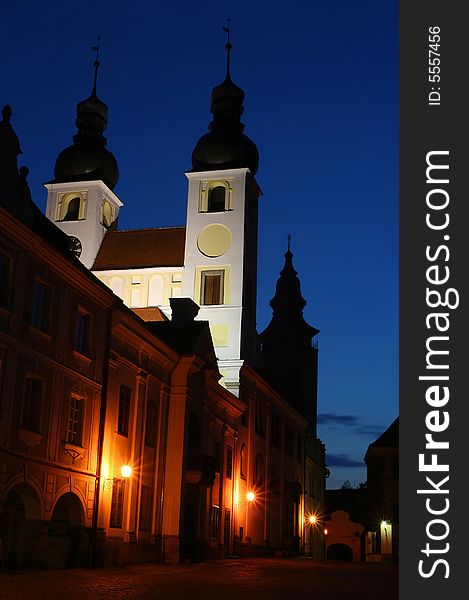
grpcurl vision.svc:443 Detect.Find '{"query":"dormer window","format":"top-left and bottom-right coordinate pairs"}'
top-left (57, 192), bottom-right (87, 221)
top-left (207, 186), bottom-right (226, 212)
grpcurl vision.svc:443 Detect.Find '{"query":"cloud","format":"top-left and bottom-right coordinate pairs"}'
top-left (318, 413), bottom-right (358, 425)
top-left (326, 453), bottom-right (365, 468)
top-left (318, 413), bottom-right (387, 439)
top-left (353, 424), bottom-right (387, 437)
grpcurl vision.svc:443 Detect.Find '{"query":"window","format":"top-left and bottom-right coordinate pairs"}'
top-left (102, 200), bottom-right (114, 228)
top-left (207, 186), bottom-right (226, 212)
top-left (31, 280), bottom-right (51, 332)
top-left (118, 385), bottom-right (131, 437)
top-left (226, 445), bottom-right (233, 479)
top-left (240, 444), bottom-right (247, 479)
top-left (63, 196), bottom-right (80, 221)
top-left (145, 400), bottom-right (157, 447)
top-left (200, 270), bottom-right (224, 305)
top-left (110, 479), bottom-right (125, 528)
top-left (0, 252), bottom-right (12, 310)
top-left (214, 440), bottom-right (221, 473)
top-left (253, 453), bottom-right (264, 486)
top-left (57, 192), bottom-right (86, 222)
top-left (66, 394), bottom-right (84, 446)
top-left (139, 485), bottom-right (152, 532)
top-left (21, 376), bottom-right (43, 432)
top-left (210, 505), bottom-right (219, 539)
top-left (74, 310), bottom-right (90, 355)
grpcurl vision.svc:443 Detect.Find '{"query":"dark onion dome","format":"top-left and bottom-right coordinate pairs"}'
top-left (53, 53), bottom-right (119, 190)
top-left (191, 31), bottom-right (259, 175)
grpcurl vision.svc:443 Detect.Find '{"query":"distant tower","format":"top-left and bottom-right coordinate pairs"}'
top-left (182, 22), bottom-right (261, 395)
top-left (259, 239), bottom-right (319, 433)
top-left (45, 40), bottom-right (122, 268)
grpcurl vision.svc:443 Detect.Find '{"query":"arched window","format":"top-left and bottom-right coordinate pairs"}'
top-left (240, 444), bottom-right (247, 479)
top-left (207, 185), bottom-right (226, 212)
top-left (63, 196), bottom-right (80, 221)
top-left (57, 192), bottom-right (86, 221)
top-left (253, 453), bottom-right (265, 486)
top-left (102, 200), bottom-right (114, 228)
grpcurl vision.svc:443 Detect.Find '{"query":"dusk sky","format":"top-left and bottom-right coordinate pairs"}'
top-left (2, 0), bottom-right (398, 489)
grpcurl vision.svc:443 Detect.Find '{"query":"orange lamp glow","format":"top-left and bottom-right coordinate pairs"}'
top-left (324, 528), bottom-right (328, 535)
top-left (246, 491), bottom-right (255, 502)
top-left (121, 465), bottom-right (132, 478)
top-left (309, 515), bottom-right (317, 525)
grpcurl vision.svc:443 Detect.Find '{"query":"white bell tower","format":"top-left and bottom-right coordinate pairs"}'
top-left (45, 180), bottom-right (122, 268)
top-left (183, 26), bottom-right (261, 394)
top-left (182, 168), bottom-right (260, 393)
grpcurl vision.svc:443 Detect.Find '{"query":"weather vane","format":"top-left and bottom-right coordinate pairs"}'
top-left (92, 36), bottom-right (101, 67)
top-left (222, 17), bottom-right (232, 77)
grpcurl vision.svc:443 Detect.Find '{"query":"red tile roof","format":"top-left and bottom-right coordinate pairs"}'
top-left (92, 226), bottom-right (186, 270)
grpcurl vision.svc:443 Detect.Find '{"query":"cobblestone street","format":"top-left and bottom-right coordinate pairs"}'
top-left (0, 558), bottom-right (397, 600)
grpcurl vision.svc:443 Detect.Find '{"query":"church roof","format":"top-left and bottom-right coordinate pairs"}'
top-left (92, 226), bottom-right (186, 270)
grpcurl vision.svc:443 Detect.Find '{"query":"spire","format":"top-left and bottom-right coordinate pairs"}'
top-left (74, 38), bottom-right (108, 140)
top-left (223, 17), bottom-right (232, 80)
top-left (52, 40), bottom-right (119, 190)
top-left (91, 36), bottom-right (101, 97)
top-left (263, 238), bottom-right (318, 336)
top-left (191, 22), bottom-right (259, 175)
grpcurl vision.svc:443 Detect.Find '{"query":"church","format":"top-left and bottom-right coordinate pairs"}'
top-left (0, 35), bottom-right (327, 567)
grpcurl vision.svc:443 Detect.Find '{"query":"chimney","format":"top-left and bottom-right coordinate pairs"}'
top-left (169, 297), bottom-right (200, 328)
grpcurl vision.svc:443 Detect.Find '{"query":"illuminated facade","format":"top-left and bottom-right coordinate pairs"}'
top-left (0, 36), bottom-right (326, 567)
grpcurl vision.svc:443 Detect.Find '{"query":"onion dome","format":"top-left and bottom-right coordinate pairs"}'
top-left (53, 43), bottom-right (119, 190)
top-left (191, 24), bottom-right (259, 175)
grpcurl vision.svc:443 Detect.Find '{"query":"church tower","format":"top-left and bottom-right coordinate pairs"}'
top-left (259, 240), bottom-right (320, 433)
top-left (182, 26), bottom-right (261, 395)
top-left (45, 44), bottom-right (122, 268)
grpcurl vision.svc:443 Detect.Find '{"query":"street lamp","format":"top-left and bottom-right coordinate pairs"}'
top-left (104, 464), bottom-right (132, 488)
top-left (247, 491), bottom-right (255, 502)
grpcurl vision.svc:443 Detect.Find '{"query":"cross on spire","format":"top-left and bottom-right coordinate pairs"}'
top-left (91, 36), bottom-right (101, 96)
top-left (222, 17), bottom-right (232, 79)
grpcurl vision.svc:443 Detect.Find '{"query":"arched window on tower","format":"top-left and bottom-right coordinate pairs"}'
top-left (57, 192), bottom-right (86, 221)
top-left (63, 196), bottom-right (80, 221)
top-left (102, 200), bottom-right (115, 228)
top-left (207, 185), bottom-right (226, 212)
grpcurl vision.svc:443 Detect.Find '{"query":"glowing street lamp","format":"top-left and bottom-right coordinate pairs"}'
top-left (121, 464), bottom-right (132, 479)
top-left (309, 515), bottom-right (318, 525)
top-left (246, 491), bottom-right (255, 502)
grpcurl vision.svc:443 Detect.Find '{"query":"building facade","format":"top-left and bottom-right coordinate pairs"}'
top-left (0, 38), bottom-right (326, 567)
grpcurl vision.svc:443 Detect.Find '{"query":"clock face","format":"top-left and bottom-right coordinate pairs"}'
top-left (68, 235), bottom-right (82, 258)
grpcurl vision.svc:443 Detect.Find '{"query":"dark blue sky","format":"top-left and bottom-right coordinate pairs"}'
top-left (2, 0), bottom-right (398, 489)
